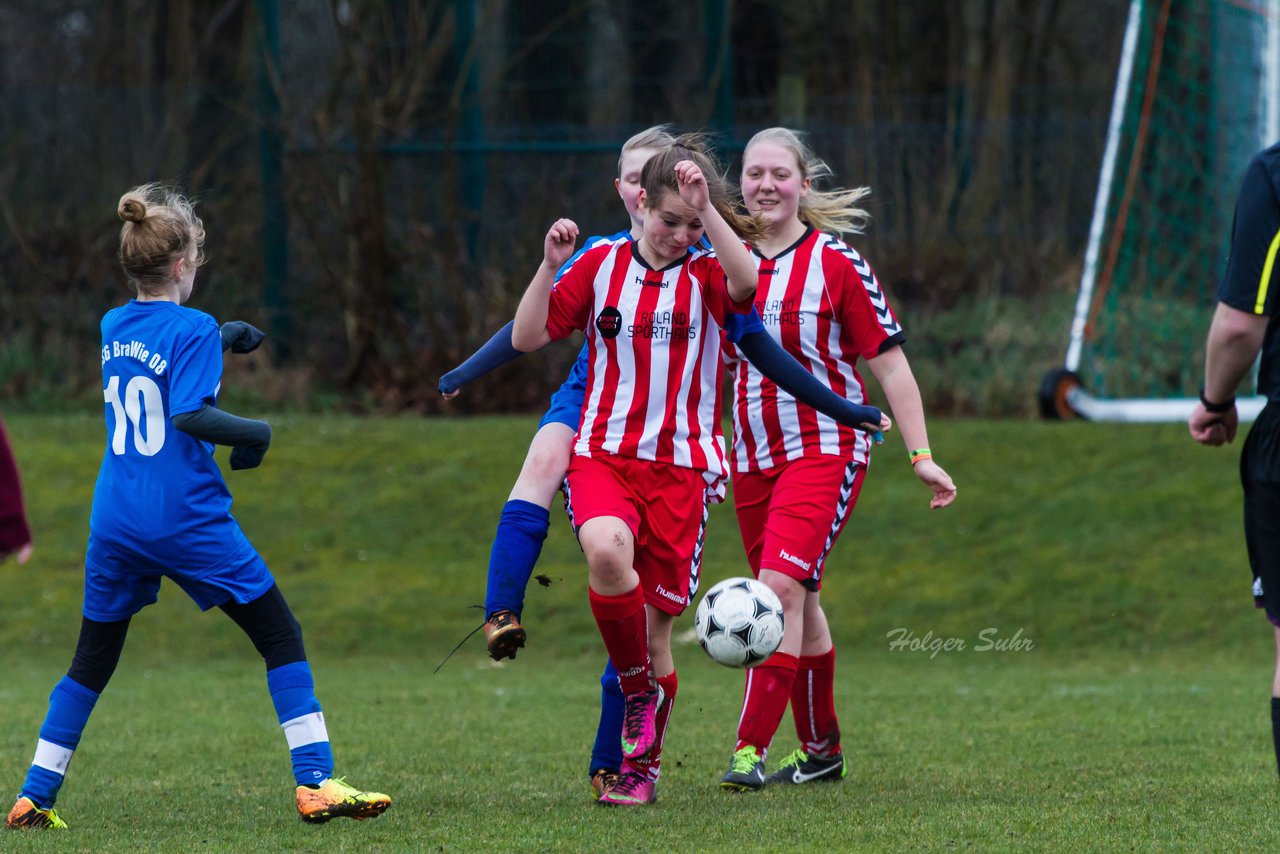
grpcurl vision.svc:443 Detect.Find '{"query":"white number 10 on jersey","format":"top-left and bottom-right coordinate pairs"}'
top-left (104, 375), bottom-right (166, 456)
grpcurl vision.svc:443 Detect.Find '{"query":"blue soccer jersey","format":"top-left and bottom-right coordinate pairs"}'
top-left (89, 300), bottom-right (257, 574)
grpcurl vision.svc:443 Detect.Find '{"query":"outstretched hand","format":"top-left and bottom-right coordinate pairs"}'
top-left (544, 219), bottom-right (579, 270)
top-left (674, 159), bottom-right (709, 210)
top-left (913, 458), bottom-right (957, 509)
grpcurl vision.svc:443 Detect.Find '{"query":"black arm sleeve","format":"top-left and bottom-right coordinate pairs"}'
top-left (219, 321), bottom-right (266, 354)
top-left (172, 405), bottom-right (272, 470)
top-left (737, 330), bottom-right (883, 431)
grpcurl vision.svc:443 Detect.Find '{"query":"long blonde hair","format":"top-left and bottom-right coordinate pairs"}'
top-left (744, 127), bottom-right (871, 235)
top-left (117, 184), bottom-right (206, 295)
top-left (640, 133), bottom-right (766, 244)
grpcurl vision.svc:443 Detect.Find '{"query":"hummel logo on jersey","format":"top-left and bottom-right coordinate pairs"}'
top-left (596, 306), bottom-right (623, 339)
top-left (635, 274), bottom-right (669, 288)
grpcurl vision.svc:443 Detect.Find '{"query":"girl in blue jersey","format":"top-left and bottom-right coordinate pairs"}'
top-left (6, 185), bottom-right (390, 831)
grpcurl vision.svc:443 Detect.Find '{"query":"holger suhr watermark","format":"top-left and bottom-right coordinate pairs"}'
top-left (886, 627), bottom-right (1034, 660)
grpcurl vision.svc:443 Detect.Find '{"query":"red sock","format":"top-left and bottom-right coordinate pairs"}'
top-left (633, 671), bottom-right (678, 781)
top-left (792, 647), bottom-right (841, 757)
top-left (589, 586), bottom-right (652, 695)
top-left (734, 651), bottom-right (798, 756)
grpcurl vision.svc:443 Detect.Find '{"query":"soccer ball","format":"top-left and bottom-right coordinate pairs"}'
top-left (694, 577), bottom-right (785, 668)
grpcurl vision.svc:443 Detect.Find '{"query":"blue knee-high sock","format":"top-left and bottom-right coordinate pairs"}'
top-left (21, 676), bottom-right (100, 809)
top-left (267, 662), bottom-right (334, 786)
top-left (589, 658), bottom-right (625, 775)
top-left (484, 499), bottom-right (550, 619)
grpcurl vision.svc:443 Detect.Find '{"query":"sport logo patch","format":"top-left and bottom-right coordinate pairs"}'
top-left (596, 306), bottom-right (623, 339)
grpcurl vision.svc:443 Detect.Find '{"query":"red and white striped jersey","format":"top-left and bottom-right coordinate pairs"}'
top-left (545, 240), bottom-right (751, 484)
top-left (726, 227), bottom-right (905, 472)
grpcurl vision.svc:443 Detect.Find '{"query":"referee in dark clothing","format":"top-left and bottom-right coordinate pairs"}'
top-left (1190, 140), bottom-right (1280, 778)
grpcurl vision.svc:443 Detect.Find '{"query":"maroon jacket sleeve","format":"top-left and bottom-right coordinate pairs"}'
top-left (0, 416), bottom-right (32, 555)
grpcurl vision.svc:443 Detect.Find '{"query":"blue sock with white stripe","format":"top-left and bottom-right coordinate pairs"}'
top-left (484, 500), bottom-right (550, 619)
top-left (267, 661), bottom-right (333, 785)
top-left (20, 676), bottom-right (100, 809)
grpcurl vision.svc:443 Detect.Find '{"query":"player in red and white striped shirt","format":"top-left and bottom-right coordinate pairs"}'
top-left (717, 128), bottom-right (957, 791)
top-left (512, 137), bottom-right (765, 806)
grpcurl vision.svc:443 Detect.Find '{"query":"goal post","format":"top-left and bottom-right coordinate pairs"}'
top-left (1042, 0), bottom-right (1280, 422)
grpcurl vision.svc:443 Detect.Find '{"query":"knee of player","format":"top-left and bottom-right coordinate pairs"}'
top-left (520, 447), bottom-right (571, 487)
top-left (760, 571), bottom-right (807, 613)
top-left (579, 528), bottom-right (631, 575)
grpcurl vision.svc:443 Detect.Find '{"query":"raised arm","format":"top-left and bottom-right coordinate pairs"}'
top-left (512, 218), bottom-right (579, 352)
top-left (674, 160), bottom-right (758, 304)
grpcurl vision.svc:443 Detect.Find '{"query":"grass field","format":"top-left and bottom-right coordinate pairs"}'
top-left (2, 414), bottom-right (1279, 851)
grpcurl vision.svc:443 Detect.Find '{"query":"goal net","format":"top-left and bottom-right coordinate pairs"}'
top-left (1042, 0), bottom-right (1280, 421)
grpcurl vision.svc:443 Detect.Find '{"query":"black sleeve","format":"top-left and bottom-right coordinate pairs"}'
top-left (1218, 155), bottom-right (1280, 315)
top-left (219, 321), bottom-right (266, 354)
top-left (172, 405), bottom-right (271, 470)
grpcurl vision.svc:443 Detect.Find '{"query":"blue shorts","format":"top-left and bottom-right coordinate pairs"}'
top-left (538, 344), bottom-right (589, 430)
top-left (84, 535), bottom-right (275, 622)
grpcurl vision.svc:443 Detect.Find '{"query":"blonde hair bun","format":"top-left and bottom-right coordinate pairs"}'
top-left (118, 195), bottom-right (147, 223)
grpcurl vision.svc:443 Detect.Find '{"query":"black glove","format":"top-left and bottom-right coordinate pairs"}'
top-left (220, 321), bottom-right (266, 354)
top-left (229, 424), bottom-right (272, 470)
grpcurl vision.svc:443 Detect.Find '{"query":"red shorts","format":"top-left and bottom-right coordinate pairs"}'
top-left (565, 452), bottom-right (711, 615)
top-left (732, 455), bottom-right (865, 591)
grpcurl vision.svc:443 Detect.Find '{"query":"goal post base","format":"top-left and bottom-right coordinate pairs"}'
top-left (1039, 368), bottom-right (1267, 422)
top-left (1058, 387), bottom-right (1266, 424)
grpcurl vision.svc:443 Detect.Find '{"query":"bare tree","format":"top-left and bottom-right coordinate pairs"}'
top-left (266, 0), bottom-right (460, 408)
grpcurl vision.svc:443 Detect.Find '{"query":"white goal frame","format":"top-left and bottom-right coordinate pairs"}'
top-left (1052, 0), bottom-right (1280, 422)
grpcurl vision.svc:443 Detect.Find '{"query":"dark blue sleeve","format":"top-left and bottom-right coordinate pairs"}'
top-left (723, 306), bottom-right (766, 345)
top-left (438, 321), bottom-right (524, 394)
top-left (737, 329), bottom-right (883, 437)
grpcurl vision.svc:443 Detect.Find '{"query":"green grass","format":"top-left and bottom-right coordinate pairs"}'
top-left (2, 415), bottom-right (1277, 850)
